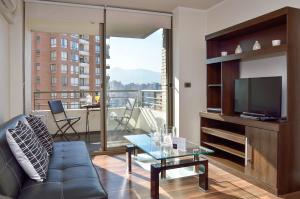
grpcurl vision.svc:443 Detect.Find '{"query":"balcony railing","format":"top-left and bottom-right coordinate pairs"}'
top-left (33, 89), bottom-right (164, 111)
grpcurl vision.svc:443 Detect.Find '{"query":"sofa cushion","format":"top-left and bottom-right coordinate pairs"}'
top-left (0, 115), bottom-right (28, 198)
top-left (26, 115), bottom-right (53, 155)
top-left (18, 141), bottom-right (108, 199)
top-left (6, 121), bottom-right (49, 182)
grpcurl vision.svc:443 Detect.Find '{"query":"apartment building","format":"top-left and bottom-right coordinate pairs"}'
top-left (31, 32), bottom-right (102, 110)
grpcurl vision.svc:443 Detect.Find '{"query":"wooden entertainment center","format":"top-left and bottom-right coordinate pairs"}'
top-left (200, 7), bottom-right (300, 195)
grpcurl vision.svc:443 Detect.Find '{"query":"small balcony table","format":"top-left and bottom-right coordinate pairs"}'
top-left (81, 103), bottom-right (100, 142)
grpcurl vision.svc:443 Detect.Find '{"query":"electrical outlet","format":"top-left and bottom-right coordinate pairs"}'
top-left (184, 82), bottom-right (191, 88)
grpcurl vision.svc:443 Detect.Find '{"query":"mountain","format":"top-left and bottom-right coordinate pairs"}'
top-left (109, 67), bottom-right (161, 84)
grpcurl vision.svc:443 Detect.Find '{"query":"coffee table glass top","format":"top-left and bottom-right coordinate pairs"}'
top-left (124, 134), bottom-right (214, 160)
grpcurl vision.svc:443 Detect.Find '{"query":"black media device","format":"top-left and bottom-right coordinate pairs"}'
top-left (234, 76), bottom-right (282, 120)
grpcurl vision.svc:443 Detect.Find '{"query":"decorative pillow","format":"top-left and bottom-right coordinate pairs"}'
top-left (26, 115), bottom-right (53, 155)
top-left (6, 121), bottom-right (49, 182)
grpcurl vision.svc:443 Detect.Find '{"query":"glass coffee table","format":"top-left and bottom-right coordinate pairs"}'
top-left (124, 134), bottom-right (214, 199)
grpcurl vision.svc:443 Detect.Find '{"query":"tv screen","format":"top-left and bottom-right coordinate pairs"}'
top-left (234, 76), bottom-right (282, 118)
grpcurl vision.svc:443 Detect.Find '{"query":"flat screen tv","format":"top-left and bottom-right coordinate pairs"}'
top-left (234, 76), bottom-right (282, 118)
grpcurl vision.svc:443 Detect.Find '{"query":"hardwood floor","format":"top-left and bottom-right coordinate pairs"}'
top-left (92, 154), bottom-right (300, 199)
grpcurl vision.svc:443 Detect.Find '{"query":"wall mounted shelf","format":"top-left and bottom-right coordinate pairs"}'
top-left (206, 44), bottom-right (287, 64)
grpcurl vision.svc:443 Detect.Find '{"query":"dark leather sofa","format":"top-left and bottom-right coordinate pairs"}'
top-left (0, 115), bottom-right (108, 199)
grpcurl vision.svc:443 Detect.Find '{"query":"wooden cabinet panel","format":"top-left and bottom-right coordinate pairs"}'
top-left (245, 126), bottom-right (278, 188)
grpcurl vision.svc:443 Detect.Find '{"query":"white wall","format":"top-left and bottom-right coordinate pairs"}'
top-left (171, 0), bottom-right (300, 142)
top-left (172, 7), bottom-right (207, 144)
top-left (207, 0), bottom-right (300, 34)
top-left (206, 0), bottom-right (300, 118)
top-left (0, 0), bottom-right (24, 123)
top-left (0, 14), bottom-right (10, 123)
top-left (9, 1), bottom-right (24, 118)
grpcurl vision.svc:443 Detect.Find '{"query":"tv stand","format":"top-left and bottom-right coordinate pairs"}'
top-left (200, 111), bottom-right (287, 195)
top-left (203, 7), bottom-right (300, 195)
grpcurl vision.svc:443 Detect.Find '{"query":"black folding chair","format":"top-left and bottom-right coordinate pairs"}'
top-left (48, 100), bottom-right (81, 141)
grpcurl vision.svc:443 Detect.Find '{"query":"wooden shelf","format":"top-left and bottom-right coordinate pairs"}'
top-left (200, 111), bottom-right (285, 131)
top-left (206, 44), bottom-right (287, 64)
top-left (202, 7), bottom-right (300, 194)
top-left (203, 141), bottom-right (245, 158)
top-left (202, 127), bottom-right (246, 145)
top-left (205, 154), bottom-right (245, 173)
top-left (208, 84), bottom-right (222, 87)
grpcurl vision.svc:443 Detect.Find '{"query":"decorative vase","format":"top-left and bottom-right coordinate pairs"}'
top-left (86, 94), bottom-right (92, 105)
top-left (235, 45), bottom-right (242, 54)
top-left (253, 41), bottom-right (261, 50)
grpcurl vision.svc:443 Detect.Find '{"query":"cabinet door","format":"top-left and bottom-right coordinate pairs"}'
top-left (245, 126), bottom-right (278, 188)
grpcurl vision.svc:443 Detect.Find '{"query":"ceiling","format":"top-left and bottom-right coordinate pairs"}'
top-left (41, 0), bottom-right (224, 13)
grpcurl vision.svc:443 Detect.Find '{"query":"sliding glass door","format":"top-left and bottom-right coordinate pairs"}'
top-left (25, 1), bottom-right (104, 154)
top-left (26, 2), bottom-right (172, 152)
top-left (104, 9), bottom-right (172, 149)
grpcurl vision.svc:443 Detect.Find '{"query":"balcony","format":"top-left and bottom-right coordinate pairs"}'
top-left (32, 90), bottom-right (165, 150)
top-left (79, 85), bottom-right (89, 90)
top-left (80, 97), bottom-right (87, 102)
top-left (79, 62), bottom-right (89, 67)
top-left (79, 73), bottom-right (89, 78)
top-left (79, 39), bottom-right (89, 45)
top-left (79, 50), bottom-right (89, 56)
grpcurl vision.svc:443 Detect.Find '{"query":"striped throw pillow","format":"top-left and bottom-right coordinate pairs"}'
top-left (6, 121), bottom-right (49, 182)
top-left (26, 115), bottom-right (53, 155)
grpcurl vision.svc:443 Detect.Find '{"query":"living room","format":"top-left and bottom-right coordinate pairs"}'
top-left (1, 0), bottom-right (300, 198)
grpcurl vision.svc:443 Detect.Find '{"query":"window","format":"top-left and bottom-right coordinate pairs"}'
top-left (79, 35), bottom-right (89, 40)
top-left (51, 76), bottom-right (56, 85)
top-left (61, 38), bottom-right (68, 48)
top-left (35, 63), bottom-right (40, 71)
top-left (96, 56), bottom-right (100, 64)
top-left (61, 64), bottom-right (67, 73)
top-left (71, 34), bottom-right (79, 38)
top-left (80, 78), bottom-right (88, 86)
top-left (36, 36), bottom-right (40, 44)
top-left (95, 45), bottom-right (100, 53)
top-left (95, 67), bottom-right (100, 75)
top-left (71, 53), bottom-right (79, 62)
top-left (36, 76), bottom-right (40, 84)
top-left (70, 41), bottom-right (78, 50)
top-left (79, 67), bottom-right (84, 74)
top-left (61, 92), bottom-right (68, 98)
top-left (62, 102), bottom-right (68, 110)
top-left (80, 56), bottom-right (88, 63)
top-left (70, 102), bottom-right (80, 109)
top-left (96, 78), bottom-right (100, 86)
top-left (50, 64), bottom-right (56, 72)
top-left (95, 35), bottom-right (100, 42)
top-left (70, 65), bottom-right (79, 74)
top-left (61, 76), bottom-right (68, 86)
top-left (36, 49), bottom-right (40, 56)
top-left (61, 51), bottom-right (67, 61)
top-left (51, 93), bottom-right (57, 99)
top-left (35, 89), bottom-right (40, 98)
top-left (51, 51), bottom-right (56, 61)
top-left (75, 66), bottom-right (79, 74)
top-left (50, 38), bottom-right (56, 47)
top-left (71, 77), bottom-right (79, 86)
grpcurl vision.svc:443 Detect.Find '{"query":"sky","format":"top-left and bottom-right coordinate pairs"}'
top-left (107, 29), bottom-right (163, 73)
